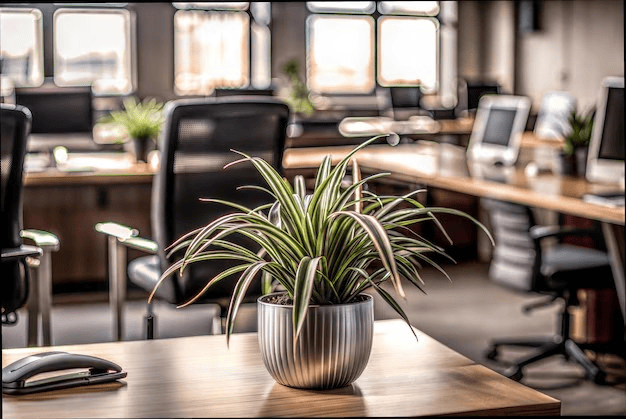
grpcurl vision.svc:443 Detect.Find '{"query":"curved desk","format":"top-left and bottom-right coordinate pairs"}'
top-left (283, 142), bottom-right (625, 319)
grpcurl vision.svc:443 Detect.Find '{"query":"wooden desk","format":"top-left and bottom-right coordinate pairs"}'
top-left (283, 143), bottom-right (624, 225)
top-left (283, 143), bottom-right (625, 320)
top-left (23, 154), bottom-right (156, 288)
top-left (1, 320), bottom-right (560, 417)
top-left (338, 116), bottom-right (474, 138)
top-left (24, 153), bottom-right (156, 187)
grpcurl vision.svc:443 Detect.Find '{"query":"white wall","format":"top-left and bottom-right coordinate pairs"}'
top-left (462, 0), bottom-right (625, 111)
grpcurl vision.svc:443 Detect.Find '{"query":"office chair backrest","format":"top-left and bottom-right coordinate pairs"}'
top-left (1, 104), bottom-right (31, 251)
top-left (481, 199), bottom-right (541, 293)
top-left (153, 97), bottom-right (290, 303)
top-left (1, 104), bottom-right (32, 316)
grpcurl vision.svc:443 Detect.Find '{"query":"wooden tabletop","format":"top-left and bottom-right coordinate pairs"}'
top-left (1, 320), bottom-right (559, 418)
top-left (283, 143), bottom-right (625, 226)
top-left (24, 153), bottom-right (156, 187)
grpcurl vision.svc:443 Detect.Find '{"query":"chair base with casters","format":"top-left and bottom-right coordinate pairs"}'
top-left (485, 289), bottom-right (613, 384)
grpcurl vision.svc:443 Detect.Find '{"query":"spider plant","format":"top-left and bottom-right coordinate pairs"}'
top-left (149, 135), bottom-right (493, 345)
top-left (563, 108), bottom-right (595, 156)
top-left (100, 97), bottom-right (165, 140)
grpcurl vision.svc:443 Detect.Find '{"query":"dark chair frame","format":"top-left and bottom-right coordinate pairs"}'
top-left (1, 104), bottom-right (59, 346)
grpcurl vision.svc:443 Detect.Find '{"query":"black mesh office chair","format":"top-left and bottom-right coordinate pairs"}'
top-left (1, 104), bottom-right (59, 346)
top-left (482, 198), bottom-right (616, 384)
top-left (96, 97), bottom-right (290, 340)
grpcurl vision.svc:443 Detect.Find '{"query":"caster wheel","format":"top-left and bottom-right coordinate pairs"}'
top-left (485, 347), bottom-right (499, 361)
top-left (591, 370), bottom-right (606, 385)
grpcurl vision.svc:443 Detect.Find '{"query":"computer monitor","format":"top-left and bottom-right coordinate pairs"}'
top-left (14, 85), bottom-right (93, 134)
top-left (467, 95), bottom-right (531, 166)
top-left (465, 81), bottom-right (501, 112)
top-left (586, 77), bottom-right (624, 185)
top-left (388, 86), bottom-right (424, 120)
top-left (214, 87), bottom-right (275, 97)
top-left (389, 86), bottom-right (422, 109)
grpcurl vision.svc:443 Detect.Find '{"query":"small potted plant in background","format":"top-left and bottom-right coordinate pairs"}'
top-left (100, 97), bottom-right (165, 162)
top-left (150, 135), bottom-right (493, 390)
top-left (558, 108), bottom-right (595, 176)
top-left (282, 58), bottom-right (315, 117)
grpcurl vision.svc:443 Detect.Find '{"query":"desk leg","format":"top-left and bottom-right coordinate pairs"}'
top-left (601, 222), bottom-right (625, 324)
top-left (26, 261), bottom-right (39, 347)
top-left (38, 251), bottom-right (53, 346)
top-left (108, 236), bottom-right (127, 341)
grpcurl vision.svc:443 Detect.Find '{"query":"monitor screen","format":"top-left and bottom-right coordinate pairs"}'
top-left (14, 87), bottom-right (93, 134)
top-left (389, 87), bottom-right (422, 109)
top-left (481, 108), bottom-right (517, 146)
top-left (467, 83), bottom-right (500, 111)
top-left (598, 86), bottom-right (624, 161)
top-left (214, 88), bottom-right (275, 97)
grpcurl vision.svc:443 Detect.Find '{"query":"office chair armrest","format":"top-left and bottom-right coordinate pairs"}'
top-left (21, 230), bottom-right (60, 252)
top-left (95, 222), bottom-right (139, 240)
top-left (121, 237), bottom-right (158, 254)
top-left (529, 225), bottom-right (603, 243)
top-left (95, 222), bottom-right (157, 255)
top-left (1, 245), bottom-right (43, 261)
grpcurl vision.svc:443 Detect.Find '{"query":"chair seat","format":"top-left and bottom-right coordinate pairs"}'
top-left (128, 255), bottom-right (238, 312)
top-left (542, 244), bottom-right (613, 290)
top-left (128, 255), bottom-right (178, 304)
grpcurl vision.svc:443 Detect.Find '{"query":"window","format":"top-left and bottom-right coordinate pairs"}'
top-left (307, 14), bottom-right (375, 93)
top-left (174, 2), bottom-right (271, 95)
top-left (54, 8), bottom-right (133, 95)
top-left (306, 1), bottom-right (446, 94)
top-left (0, 8), bottom-right (44, 87)
top-left (377, 16), bottom-right (438, 89)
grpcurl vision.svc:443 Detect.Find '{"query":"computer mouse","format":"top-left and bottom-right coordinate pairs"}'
top-left (493, 160), bottom-right (504, 167)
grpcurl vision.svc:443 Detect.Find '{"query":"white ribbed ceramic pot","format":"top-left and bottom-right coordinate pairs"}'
top-left (257, 293), bottom-right (374, 389)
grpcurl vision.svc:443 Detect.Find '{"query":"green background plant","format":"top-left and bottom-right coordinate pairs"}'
top-left (283, 59), bottom-right (315, 116)
top-left (150, 136), bottom-right (493, 345)
top-left (100, 97), bottom-right (165, 140)
top-left (563, 108), bottom-right (595, 156)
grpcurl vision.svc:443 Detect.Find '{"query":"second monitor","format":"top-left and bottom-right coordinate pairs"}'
top-left (467, 95), bottom-right (531, 166)
top-left (14, 85), bottom-right (93, 134)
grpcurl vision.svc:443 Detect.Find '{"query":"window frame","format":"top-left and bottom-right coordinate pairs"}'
top-left (173, 2), bottom-right (272, 95)
top-left (305, 1), bottom-right (448, 96)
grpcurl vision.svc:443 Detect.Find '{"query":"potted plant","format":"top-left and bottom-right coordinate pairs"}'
top-left (558, 108), bottom-right (595, 176)
top-left (282, 59), bottom-right (315, 117)
top-left (100, 97), bottom-right (165, 162)
top-left (149, 135), bottom-right (492, 389)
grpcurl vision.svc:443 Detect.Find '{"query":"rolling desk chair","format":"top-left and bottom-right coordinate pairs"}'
top-left (482, 198), bottom-right (616, 384)
top-left (96, 97), bottom-right (290, 340)
top-left (1, 104), bottom-right (59, 346)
